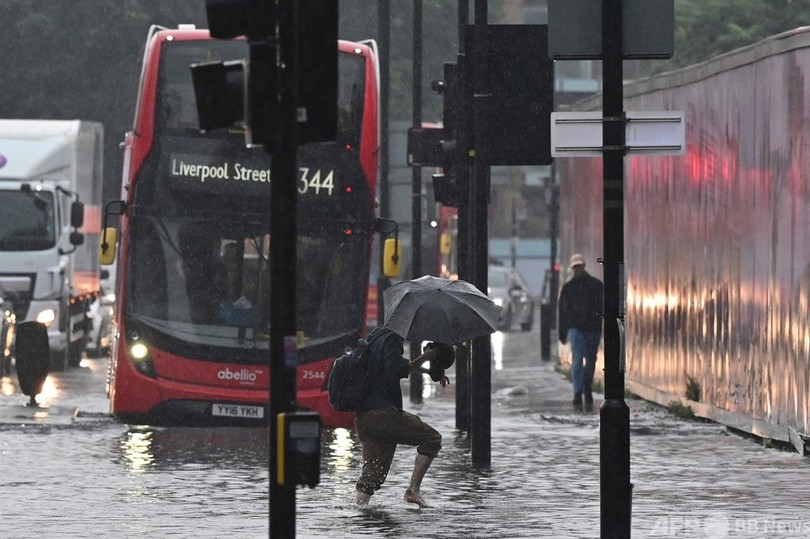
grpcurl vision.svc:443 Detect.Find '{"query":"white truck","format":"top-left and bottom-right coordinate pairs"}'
top-left (0, 120), bottom-right (104, 370)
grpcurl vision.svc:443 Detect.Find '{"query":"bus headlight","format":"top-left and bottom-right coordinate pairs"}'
top-left (35, 308), bottom-right (57, 328)
top-left (127, 333), bottom-right (156, 378)
top-left (130, 342), bottom-right (149, 360)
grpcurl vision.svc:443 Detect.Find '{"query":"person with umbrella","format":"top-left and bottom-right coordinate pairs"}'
top-left (353, 276), bottom-right (499, 507)
top-left (353, 326), bottom-right (454, 508)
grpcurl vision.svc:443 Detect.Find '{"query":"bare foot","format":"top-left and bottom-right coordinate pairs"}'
top-left (404, 489), bottom-right (428, 508)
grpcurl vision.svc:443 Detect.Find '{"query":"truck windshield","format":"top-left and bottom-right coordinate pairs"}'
top-left (0, 191), bottom-right (55, 251)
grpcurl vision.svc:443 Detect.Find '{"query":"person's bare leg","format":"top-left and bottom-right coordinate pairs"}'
top-left (404, 453), bottom-right (433, 507)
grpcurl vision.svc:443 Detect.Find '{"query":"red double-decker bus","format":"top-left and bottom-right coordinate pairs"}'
top-left (101, 26), bottom-right (386, 427)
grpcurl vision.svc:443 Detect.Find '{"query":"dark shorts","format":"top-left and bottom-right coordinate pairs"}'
top-left (354, 407), bottom-right (442, 495)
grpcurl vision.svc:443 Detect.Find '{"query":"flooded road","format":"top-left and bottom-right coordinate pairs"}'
top-left (0, 324), bottom-right (808, 538)
top-left (0, 423), bottom-right (269, 537)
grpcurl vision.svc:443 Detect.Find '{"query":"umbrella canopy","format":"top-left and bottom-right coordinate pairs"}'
top-left (383, 275), bottom-right (501, 344)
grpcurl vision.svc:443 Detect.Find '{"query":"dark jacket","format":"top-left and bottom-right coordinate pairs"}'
top-left (356, 327), bottom-right (410, 412)
top-left (558, 272), bottom-right (604, 337)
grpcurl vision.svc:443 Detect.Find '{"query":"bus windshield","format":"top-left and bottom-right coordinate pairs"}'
top-left (127, 210), bottom-right (369, 354)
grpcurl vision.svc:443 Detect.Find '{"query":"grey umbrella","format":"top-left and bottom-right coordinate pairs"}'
top-left (383, 275), bottom-right (501, 344)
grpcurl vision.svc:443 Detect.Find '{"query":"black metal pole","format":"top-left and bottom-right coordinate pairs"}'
top-left (470, 0), bottom-right (491, 467)
top-left (269, 1), bottom-right (297, 537)
top-left (543, 162), bottom-right (559, 361)
top-left (409, 0), bottom-right (425, 403)
top-left (600, 0), bottom-right (632, 536)
top-left (510, 198), bottom-right (517, 268)
top-left (455, 0), bottom-right (471, 432)
top-left (376, 0), bottom-right (391, 330)
top-left (549, 161), bottom-right (559, 332)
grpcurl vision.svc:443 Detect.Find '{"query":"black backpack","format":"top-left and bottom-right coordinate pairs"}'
top-left (327, 328), bottom-right (386, 412)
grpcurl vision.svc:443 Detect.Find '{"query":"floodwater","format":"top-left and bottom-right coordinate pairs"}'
top-left (0, 327), bottom-right (808, 538)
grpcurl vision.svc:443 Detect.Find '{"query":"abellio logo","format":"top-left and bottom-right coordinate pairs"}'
top-left (217, 367), bottom-right (258, 384)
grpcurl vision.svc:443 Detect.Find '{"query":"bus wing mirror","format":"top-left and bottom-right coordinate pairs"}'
top-left (100, 201), bottom-right (125, 266)
top-left (99, 227), bottom-right (118, 266)
top-left (383, 238), bottom-right (401, 278)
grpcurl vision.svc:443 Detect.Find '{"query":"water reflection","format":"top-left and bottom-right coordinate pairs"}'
top-left (121, 428), bottom-right (155, 472)
top-left (36, 375), bottom-right (60, 404)
top-left (491, 331), bottom-right (505, 370)
top-left (326, 427), bottom-right (356, 473)
top-left (1, 374), bottom-right (16, 396)
top-left (355, 506), bottom-right (405, 537)
top-left (115, 426), bottom-right (269, 472)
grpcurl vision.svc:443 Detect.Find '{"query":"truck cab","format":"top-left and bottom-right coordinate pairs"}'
top-left (0, 120), bottom-right (103, 369)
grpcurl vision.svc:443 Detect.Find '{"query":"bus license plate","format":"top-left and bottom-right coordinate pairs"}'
top-left (212, 403), bottom-right (265, 419)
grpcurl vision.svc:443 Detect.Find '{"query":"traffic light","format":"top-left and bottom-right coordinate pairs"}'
top-left (430, 62), bottom-right (464, 207)
top-left (190, 60), bottom-right (246, 131)
top-left (295, 1), bottom-right (338, 144)
top-left (244, 41), bottom-right (278, 148)
top-left (191, 0), bottom-right (277, 147)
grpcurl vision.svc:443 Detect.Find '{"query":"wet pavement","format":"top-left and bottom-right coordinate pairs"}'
top-left (300, 334), bottom-right (810, 539)
top-left (0, 328), bottom-right (808, 538)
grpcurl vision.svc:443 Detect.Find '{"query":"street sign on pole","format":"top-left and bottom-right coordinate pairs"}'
top-left (548, 0), bottom-right (674, 60)
top-left (550, 111), bottom-right (684, 157)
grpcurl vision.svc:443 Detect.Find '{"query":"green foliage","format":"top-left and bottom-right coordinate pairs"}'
top-left (667, 400), bottom-right (695, 419)
top-left (685, 374), bottom-right (701, 402)
top-left (646, 0), bottom-right (810, 74)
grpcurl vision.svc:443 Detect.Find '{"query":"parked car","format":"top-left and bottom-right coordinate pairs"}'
top-left (488, 265), bottom-right (535, 332)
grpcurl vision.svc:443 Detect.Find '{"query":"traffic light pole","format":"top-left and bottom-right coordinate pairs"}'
top-left (377, 1), bottom-right (391, 330)
top-left (454, 0), bottom-right (472, 433)
top-left (469, 0), bottom-right (491, 467)
top-left (269, 1), bottom-right (297, 537)
top-left (409, 0), bottom-right (425, 404)
top-left (600, 0), bottom-right (632, 536)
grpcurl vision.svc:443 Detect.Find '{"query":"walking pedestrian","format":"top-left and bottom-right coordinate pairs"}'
top-left (558, 253), bottom-right (603, 409)
top-left (353, 326), bottom-right (451, 508)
